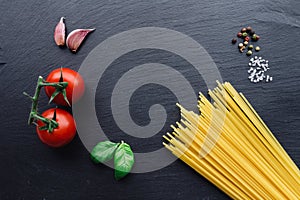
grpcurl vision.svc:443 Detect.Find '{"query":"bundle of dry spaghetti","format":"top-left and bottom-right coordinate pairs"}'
top-left (163, 82), bottom-right (300, 199)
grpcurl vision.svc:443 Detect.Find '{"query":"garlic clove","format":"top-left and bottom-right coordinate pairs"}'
top-left (54, 17), bottom-right (66, 46)
top-left (66, 29), bottom-right (95, 53)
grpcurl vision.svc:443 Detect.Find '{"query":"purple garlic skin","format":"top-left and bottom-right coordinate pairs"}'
top-left (66, 29), bottom-right (95, 53)
top-left (54, 17), bottom-right (66, 46)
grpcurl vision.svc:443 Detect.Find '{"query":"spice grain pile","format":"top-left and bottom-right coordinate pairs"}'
top-left (232, 26), bottom-right (273, 83)
top-left (232, 26), bottom-right (260, 56)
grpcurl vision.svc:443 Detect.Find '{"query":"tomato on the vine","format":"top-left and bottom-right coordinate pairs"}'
top-left (36, 108), bottom-right (76, 147)
top-left (44, 68), bottom-right (85, 106)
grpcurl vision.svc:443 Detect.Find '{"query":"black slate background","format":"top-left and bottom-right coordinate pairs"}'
top-left (0, 0), bottom-right (300, 200)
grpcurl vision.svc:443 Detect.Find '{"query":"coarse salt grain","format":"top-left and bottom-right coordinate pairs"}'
top-left (248, 56), bottom-right (273, 83)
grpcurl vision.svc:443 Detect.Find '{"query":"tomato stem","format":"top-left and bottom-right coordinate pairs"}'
top-left (59, 67), bottom-right (64, 82)
top-left (24, 76), bottom-right (68, 132)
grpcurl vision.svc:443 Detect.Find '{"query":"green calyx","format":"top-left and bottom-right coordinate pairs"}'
top-left (48, 68), bottom-right (70, 106)
top-left (23, 74), bottom-right (68, 133)
top-left (91, 140), bottom-right (135, 180)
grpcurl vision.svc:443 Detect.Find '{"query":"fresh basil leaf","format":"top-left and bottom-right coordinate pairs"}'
top-left (114, 142), bottom-right (134, 180)
top-left (90, 141), bottom-right (119, 164)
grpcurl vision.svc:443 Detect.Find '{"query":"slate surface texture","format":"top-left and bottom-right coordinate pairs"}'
top-left (0, 0), bottom-right (299, 199)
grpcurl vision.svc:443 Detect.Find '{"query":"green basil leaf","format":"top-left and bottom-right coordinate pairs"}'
top-left (90, 141), bottom-right (119, 164)
top-left (114, 142), bottom-right (134, 180)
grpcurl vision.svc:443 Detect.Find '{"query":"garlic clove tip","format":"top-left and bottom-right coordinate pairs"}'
top-left (54, 17), bottom-right (66, 46)
top-left (66, 28), bottom-right (96, 53)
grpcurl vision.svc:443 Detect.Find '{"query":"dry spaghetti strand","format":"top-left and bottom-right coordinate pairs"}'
top-left (163, 82), bottom-right (300, 199)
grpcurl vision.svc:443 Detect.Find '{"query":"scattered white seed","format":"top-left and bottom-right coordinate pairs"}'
top-left (258, 62), bottom-right (261, 67)
top-left (247, 56), bottom-right (272, 83)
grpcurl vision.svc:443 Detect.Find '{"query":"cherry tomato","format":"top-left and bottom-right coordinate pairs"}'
top-left (36, 108), bottom-right (76, 147)
top-left (44, 68), bottom-right (85, 106)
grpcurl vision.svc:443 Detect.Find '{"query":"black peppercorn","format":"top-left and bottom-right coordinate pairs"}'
top-left (246, 26), bottom-right (252, 33)
top-left (241, 28), bottom-right (247, 33)
top-left (249, 30), bottom-right (255, 36)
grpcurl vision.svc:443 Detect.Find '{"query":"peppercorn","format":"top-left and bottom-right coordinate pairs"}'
top-left (242, 32), bottom-right (248, 37)
top-left (240, 46), bottom-right (245, 53)
top-left (246, 50), bottom-right (252, 56)
top-left (246, 26), bottom-right (252, 33)
top-left (244, 41), bottom-right (248, 46)
top-left (241, 28), bottom-right (247, 33)
top-left (232, 38), bottom-right (237, 44)
top-left (244, 36), bottom-right (250, 42)
top-left (238, 43), bottom-right (244, 48)
top-left (255, 46), bottom-right (260, 51)
top-left (249, 30), bottom-right (255, 36)
top-left (252, 34), bottom-right (260, 41)
top-left (248, 45), bottom-right (254, 50)
top-left (237, 32), bottom-right (242, 38)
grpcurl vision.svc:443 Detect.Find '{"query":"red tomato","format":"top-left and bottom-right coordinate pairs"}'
top-left (36, 108), bottom-right (76, 147)
top-left (44, 68), bottom-right (85, 106)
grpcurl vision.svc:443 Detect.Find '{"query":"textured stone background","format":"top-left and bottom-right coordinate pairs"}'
top-left (0, 0), bottom-right (299, 199)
